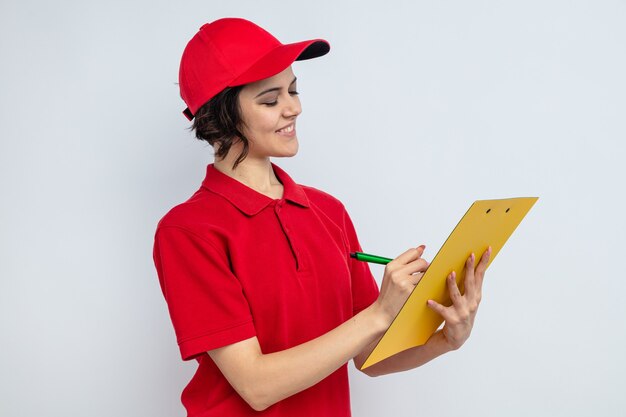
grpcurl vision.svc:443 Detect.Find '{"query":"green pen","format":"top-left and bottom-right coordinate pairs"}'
top-left (350, 252), bottom-right (393, 265)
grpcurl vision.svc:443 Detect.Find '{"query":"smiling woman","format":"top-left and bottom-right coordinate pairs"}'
top-left (153, 17), bottom-right (489, 417)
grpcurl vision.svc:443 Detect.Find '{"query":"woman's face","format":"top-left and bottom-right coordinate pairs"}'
top-left (237, 66), bottom-right (302, 159)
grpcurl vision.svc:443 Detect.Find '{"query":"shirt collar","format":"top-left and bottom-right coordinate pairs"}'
top-left (201, 163), bottom-right (310, 216)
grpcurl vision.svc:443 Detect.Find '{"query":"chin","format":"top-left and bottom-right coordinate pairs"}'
top-left (277, 139), bottom-right (299, 157)
top-left (275, 149), bottom-right (299, 158)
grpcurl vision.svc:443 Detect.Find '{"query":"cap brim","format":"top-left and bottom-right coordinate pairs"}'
top-left (230, 39), bottom-right (330, 86)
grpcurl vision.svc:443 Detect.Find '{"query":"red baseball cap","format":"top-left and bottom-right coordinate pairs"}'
top-left (179, 18), bottom-right (330, 121)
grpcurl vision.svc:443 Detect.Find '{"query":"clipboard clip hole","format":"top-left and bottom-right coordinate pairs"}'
top-left (486, 208), bottom-right (491, 214)
top-left (506, 208), bottom-right (511, 213)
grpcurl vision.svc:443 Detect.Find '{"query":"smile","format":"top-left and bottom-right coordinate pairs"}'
top-left (276, 124), bottom-right (295, 133)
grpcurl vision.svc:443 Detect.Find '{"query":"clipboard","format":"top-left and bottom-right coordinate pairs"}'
top-left (361, 197), bottom-right (538, 370)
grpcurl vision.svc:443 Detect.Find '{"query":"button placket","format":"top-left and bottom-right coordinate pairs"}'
top-left (274, 201), bottom-right (301, 271)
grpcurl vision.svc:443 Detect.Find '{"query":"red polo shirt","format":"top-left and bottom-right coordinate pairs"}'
top-left (153, 163), bottom-right (379, 417)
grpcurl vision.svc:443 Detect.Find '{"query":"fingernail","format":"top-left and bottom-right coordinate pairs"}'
top-left (471, 253), bottom-right (475, 262)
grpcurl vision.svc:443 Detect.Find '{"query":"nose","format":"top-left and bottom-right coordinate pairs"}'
top-left (282, 94), bottom-right (301, 118)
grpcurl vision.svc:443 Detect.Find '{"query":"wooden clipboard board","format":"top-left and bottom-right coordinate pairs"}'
top-left (361, 197), bottom-right (538, 370)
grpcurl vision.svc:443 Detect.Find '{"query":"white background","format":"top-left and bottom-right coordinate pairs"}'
top-left (1, 1), bottom-right (625, 416)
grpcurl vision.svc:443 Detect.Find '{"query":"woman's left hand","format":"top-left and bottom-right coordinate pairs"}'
top-left (426, 247), bottom-right (492, 351)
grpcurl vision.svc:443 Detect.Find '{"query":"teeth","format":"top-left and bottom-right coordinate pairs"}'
top-left (278, 124), bottom-right (294, 133)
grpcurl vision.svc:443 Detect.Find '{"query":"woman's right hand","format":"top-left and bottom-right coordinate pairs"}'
top-left (208, 244), bottom-right (429, 410)
top-left (374, 245), bottom-right (429, 325)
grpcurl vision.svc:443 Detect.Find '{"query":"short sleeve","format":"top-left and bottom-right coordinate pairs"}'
top-left (153, 226), bottom-right (256, 360)
top-left (341, 208), bottom-right (380, 315)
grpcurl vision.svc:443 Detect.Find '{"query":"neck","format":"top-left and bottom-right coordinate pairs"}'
top-left (213, 149), bottom-right (283, 198)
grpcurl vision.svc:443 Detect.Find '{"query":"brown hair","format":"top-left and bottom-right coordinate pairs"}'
top-left (189, 86), bottom-right (249, 169)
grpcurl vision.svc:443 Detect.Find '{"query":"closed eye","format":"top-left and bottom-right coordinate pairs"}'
top-left (263, 91), bottom-right (299, 107)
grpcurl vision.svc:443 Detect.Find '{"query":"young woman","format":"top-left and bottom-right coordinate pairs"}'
top-left (153, 17), bottom-right (491, 417)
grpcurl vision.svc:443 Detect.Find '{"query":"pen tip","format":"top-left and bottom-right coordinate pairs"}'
top-left (349, 252), bottom-right (357, 259)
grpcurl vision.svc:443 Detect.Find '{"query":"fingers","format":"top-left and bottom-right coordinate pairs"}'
top-left (463, 246), bottom-right (492, 295)
top-left (390, 245), bottom-right (425, 267)
top-left (392, 247), bottom-right (429, 288)
top-left (407, 271), bottom-right (424, 286)
top-left (446, 271), bottom-right (462, 303)
top-left (463, 253), bottom-right (476, 295)
top-left (474, 246), bottom-right (492, 286)
top-left (389, 246), bottom-right (429, 278)
top-left (426, 298), bottom-right (447, 316)
top-left (382, 246), bottom-right (426, 294)
top-left (401, 257), bottom-right (429, 276)
top-left (427, 248), bottom-right (490, 345)
top-left (478, 246), bottom-right (492, 269)
top-left (427, 271), bottom-right (462, 318)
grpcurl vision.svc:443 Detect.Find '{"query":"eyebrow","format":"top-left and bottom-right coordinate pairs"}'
top-left (254, 77), bottom-right (297, 98)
